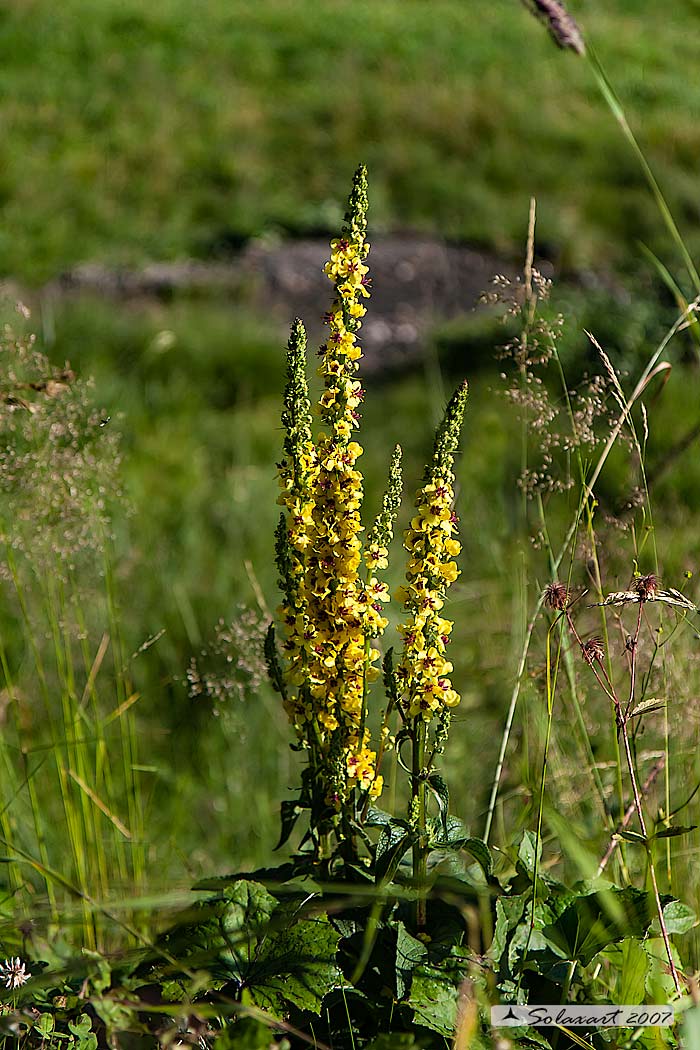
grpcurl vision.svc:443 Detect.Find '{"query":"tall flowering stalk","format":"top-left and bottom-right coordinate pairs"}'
top-left (272, 166), bottom-right (399, 860)
top-left (270, 168), bottom-right (468, 884)
top-left (395, 381), bottom-right (468, 924)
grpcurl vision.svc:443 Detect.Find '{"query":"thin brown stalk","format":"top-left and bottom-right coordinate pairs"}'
top-left (617, 721), bottom-right (681, 994)
top-left (597, 757), bottom-right (665, 875)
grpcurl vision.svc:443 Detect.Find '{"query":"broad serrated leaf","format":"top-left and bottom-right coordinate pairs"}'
top-left (248, 913), bottom-right (342, 1016)
top-left (442, 814), bottom-right (468, 845)
top-left (395, 920), bottom-right (428, 999)
top-left (408, 965), bottom-right (458, 1037)
top-left (157, 879), bottom-right (277, 977)
top-left (274, 799), bottom-right (303, 851)
top-left (330, 916), bottom-right (357, 938)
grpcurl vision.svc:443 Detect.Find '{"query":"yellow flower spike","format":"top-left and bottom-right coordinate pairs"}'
top-left (397, 382), bottom-right (467, 726)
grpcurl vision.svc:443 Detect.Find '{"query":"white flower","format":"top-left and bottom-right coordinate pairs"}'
top-left (0, 957), bottom-right (30, 989)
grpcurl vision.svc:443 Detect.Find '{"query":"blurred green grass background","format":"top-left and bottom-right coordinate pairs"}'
top-left (1, 0), bottom-right (700, 938)
top-left (1, 0), bottom-right (700, 279)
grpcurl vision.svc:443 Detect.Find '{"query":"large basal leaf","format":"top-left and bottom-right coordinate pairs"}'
top-left (157, 880), bottom-right (278, 977)
top-left (245, 912), bottom-right (342, 1016)
top-left (543, 886), bottom-right (659, 967)
top-left (395, 920), bottom-right (428, 1000)
top-left (408, 964), bottom-right (459, 1037)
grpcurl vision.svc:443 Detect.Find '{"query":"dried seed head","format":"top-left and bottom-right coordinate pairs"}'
top-left (581, 637), bottom-right (605, 666)
top-left (523, 0), bottom-right (586, 55)
top-left (634, 573), bottom-right (659, 601)
top-left (543, 581), bottom-right (569, 610)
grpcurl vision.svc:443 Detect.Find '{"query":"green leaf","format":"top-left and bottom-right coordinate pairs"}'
top-left (375, 823), bottom-right (416, 884)
top-left (645, 937), bottom-right (682, 1001)
top-left (247, 913), bottom-right (342, 1016)
top-left (408, 965), bottom-right (458, 1037)
top-left (427, 773), bottom-right (450, 838)
top-left (653, 899), bottom-right (696, 935)
top-left (441, 814), bottom-right (468, 844)
top-left (274, 800), bottom-right (303, 851)
top-left (630, 697), bottom-right (668, 717)
top-left (462, 837), bottom-right (493, 877)
top-left (491, 895), bottom-right (527, 972)
top-left (158, 879), bottom-right (278, 977)
top-left (543, 886), bottom-right (659, 966)
top-left (91, 995), bottom-right (137, 1037)
top-left (34, 1014), bottom-right (55, 1037)
top-left (617, 829), bottom-right (648, 845)
top-left (68, 1015), bottom-right (97, 1050)
top-left (68, 1015), bottom-right (93, 1039)
top-left (364, 806), bottom-right (393, 828)
top-left (213, 1017), bottom-right (289, 1050)
top-left (517, 831), bottom-right (542, 878)
top-left (652, 825), bottom-right (697, 841)
top-left (682, 1006), bottom-right (700, 1050)
top-left (620, 938), bottom-right (649, 1004)
top-left (395, 920), bottom-right (428, 999)
top-left (509, 922), bottom-right (566, 976)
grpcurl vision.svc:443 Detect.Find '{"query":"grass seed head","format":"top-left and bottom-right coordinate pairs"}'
top-left (523, 0), bottom-right (586, 55)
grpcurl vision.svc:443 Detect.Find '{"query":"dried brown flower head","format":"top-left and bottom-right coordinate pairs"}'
top-left (581, 637), bottom-right (605, 666)
top-left (634, 573), bottom-right (659, 601)
top-left (522, 0), bottom-right (586, 55)
top-left (543, 582), bottom-right (569, 611)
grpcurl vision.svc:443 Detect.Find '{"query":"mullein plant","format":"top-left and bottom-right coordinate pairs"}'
top-left (267, 167), bottom-right (468, 873)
